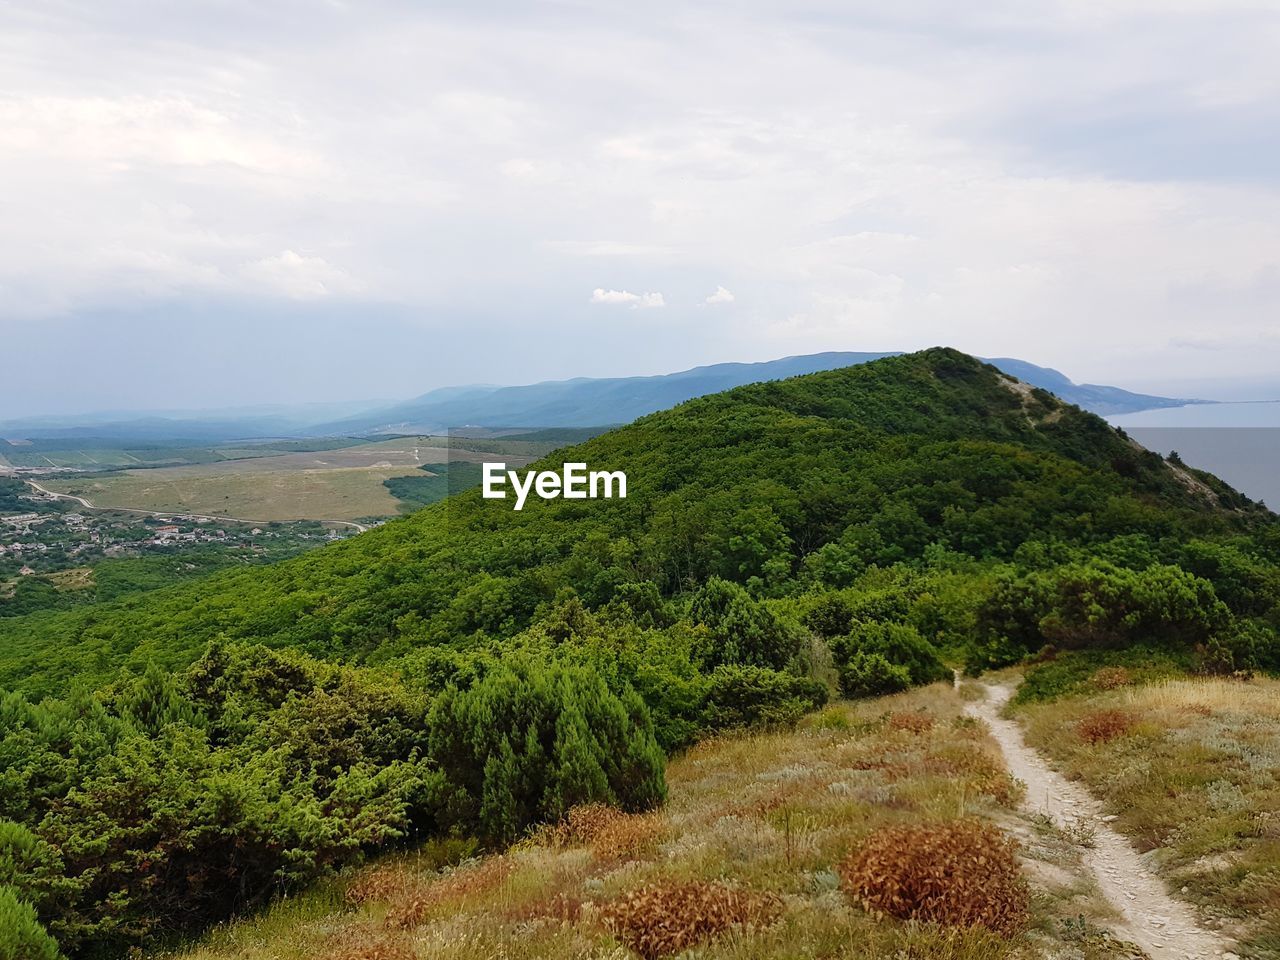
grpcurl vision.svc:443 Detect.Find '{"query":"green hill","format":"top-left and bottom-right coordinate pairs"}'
top-left (1, 348), bottom-right (1276, 958)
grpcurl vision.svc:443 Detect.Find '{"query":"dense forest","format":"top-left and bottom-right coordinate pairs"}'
top-left (2, 349), bottom-right (1278, 959)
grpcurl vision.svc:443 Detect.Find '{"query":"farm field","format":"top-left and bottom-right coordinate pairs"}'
top-left (0, 437), bottom-right (365, 470)
top-left (40, 437), bottom-right (541, 521)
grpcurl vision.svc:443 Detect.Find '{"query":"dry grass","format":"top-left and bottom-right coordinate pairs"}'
top-left (153, 682), bottom-right (1133, 960)
top-left (1118, 676), bottom-right (1280, 717)
top-left (383, 857), bottom-right (514, 930)
top-left (1019, 673), bottom-right (1280, 956)
top-left (1090, 666), bottom-right (1132, 691)
top-left (838, 819), bottom-right (1029, 935)
top-left (601, 881), bottom-right (782, 959)
top-left (888, 710), bottom-right (935, 734)
top-left (1075, 709), bottom-right (1135, 744)
top-left (536, 804), bottom-right (667, 862)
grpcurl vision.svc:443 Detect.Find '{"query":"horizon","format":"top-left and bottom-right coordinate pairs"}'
top-left (2, 345), bottom-right (1265, 426)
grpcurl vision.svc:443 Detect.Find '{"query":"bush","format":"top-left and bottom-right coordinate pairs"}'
top-left (1076, 709), bottom-right (1135, 744)
top-left (839, 651), bottom-right (911, 699)
top-left (831, 622), bottom-right (949, 689)
top-left (700, 664), bottom-right (828, 731)
top-left (688, 578), bottom-right (800, 670)
top-left (427, 660), bottom-right (667, 844)
top-left (601, 881), bottom-right (781, 959)
top-left (838, 820), bottom-right (1027, 935)
top-left (0, 885), bottom-right (61, 960)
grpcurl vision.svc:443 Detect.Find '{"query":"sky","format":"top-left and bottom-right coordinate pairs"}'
top-left (3, 0), bottom-right (1280, 416)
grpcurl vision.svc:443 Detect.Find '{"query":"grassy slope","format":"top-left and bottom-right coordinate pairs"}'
top-left (2, 348), bottom-right (1262, 699)
top-left (1016, 674), bottom-right (1280, 957)
top-left (155, 685), bottom-right (1133, 960)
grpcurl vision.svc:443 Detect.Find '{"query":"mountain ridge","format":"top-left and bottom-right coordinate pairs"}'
top-left (311, 351), bottom-right (1203, 435)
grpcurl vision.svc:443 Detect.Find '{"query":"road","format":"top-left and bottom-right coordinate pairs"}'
top-left (22, 479), bottom-right (370, 533)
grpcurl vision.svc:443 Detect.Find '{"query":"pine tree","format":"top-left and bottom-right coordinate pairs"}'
top-left (0, 885), bottom-right (62, 960)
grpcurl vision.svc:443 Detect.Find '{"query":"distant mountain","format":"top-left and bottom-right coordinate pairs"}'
top-left (1, 352), bottom-right (1203, 443)
top-left (0, 400), bottom-right (391, 443)
top-left (317, 351), bottom-right (1203, 435)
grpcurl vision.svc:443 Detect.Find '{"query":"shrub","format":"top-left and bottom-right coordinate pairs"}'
top-left (838, 651), bottom-right (910, 699)
top-left (1076, 709), bottom-right (1135, 744)
top-left (0, 885), bottom-right (61, 960)
top-left (1090, 666), bottom-right (1132, 690)
top-left (831, 621), bottom-right (949, 695)
top-left (688, 578), bottom-right (801, 670)
top-left (602, 881), bottom-right (781, 959)
top-left (700, 665), bottom-right (828, 731)
top-left (427, 660), bottom-right (667, 843)
top-left (838, 820), bottom-right (1028, 936)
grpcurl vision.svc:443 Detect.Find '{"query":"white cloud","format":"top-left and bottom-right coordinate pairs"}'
top-left (2, 0), bottom-right (1280, 410)
top-left (242, 250), bottom-right (361, 300)
top-left (591, 288), bottom-right (665, 308)
top-left (705, 285), bottom-right (735, 304)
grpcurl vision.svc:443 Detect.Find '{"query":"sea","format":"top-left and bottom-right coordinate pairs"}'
top-left (1108, 402), bottom-right (1280, 512)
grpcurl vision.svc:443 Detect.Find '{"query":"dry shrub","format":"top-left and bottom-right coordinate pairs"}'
top-left (1076, 709), bottom-right (1135, 744)
top-left (541, 803), bottom-right (665, 862)
top-left (1091, 666), bottom-right (1132, 690)
top-left (346, 865), bottom-right (420, 907)
top-left (838, 819), bottom-right (1028, 936)
top-left (888, 711), bottom-right (935, 734)
top-left (384, 856), bottom-right (512, 930)
top-left (602, 881), bottom-right (782, 959)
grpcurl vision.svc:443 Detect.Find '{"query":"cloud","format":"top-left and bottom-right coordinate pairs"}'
top-left (3, 0), bottom-right (1280, 414)
top-left (705, 285), bottom-right (735, 304)
top-left (591, 288), bottom-right (665, 308)
top-left (242, 251), bottom-right (361, 300)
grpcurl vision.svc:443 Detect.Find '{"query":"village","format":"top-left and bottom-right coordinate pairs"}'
top-left (0, 476), bottom-right (351, 608)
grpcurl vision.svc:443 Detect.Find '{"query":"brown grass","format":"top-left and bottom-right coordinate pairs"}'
top-left (537, 803), bottom-right (666, 862)
top-left (383, 857), bottom-right (513, 930)
top-left (323, 932), bottom-right (417, 960)
top-left (1090, 666), bottom-right (1132, 691)
top-left (1075, 709), bottom-right (1135, 744)
top-left (601, 881), bottom-right (782, 959)
top-left (888, 711), bottom-right (935, 734)
top-left (838, 819), bottom-right (1029, 936)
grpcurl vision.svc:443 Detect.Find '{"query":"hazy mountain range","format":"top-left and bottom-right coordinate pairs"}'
top-left (1, 352), bottom-right (1204, 442)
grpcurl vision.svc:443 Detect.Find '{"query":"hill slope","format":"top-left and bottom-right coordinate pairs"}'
top-left (0, 349), bottom-right (1255, 699)
top-left (1, 348), bottom-right (1276, 959)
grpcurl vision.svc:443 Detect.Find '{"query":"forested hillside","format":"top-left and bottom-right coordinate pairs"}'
top-left (2, 349), bottom-right (1277, 959)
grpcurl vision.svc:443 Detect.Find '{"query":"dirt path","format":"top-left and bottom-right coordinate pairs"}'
top-left (966, 683), bottom-right (1235, 960)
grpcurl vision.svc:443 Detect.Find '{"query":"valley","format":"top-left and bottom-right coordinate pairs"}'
top-left (27, 437), bottom-right (545, 523)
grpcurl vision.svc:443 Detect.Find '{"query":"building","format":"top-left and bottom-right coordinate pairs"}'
top-left (154, 525), bottom-right (180, 540)
top-left (19, 566), bottom-right (35, 576)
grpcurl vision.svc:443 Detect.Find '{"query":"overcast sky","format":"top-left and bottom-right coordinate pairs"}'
top-left (3, 0), bottom-right (1279, 416)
